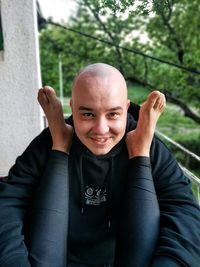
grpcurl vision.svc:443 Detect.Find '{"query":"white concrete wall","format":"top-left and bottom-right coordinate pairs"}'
top-left (0, 0), bottom-right (42, 176)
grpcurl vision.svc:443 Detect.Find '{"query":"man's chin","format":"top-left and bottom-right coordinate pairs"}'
top-left (88, 145), bottom-right (113, 156)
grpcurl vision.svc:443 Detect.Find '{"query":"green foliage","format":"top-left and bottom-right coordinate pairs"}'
top-left (127, 84), bottom-right (149, 103)
top-left (90, 0), bottom-right (135, 14)
top-left (39, 0), bottom-right (200, 114)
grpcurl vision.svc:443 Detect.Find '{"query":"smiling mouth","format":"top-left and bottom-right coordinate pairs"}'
top-left (90, 137), bottom-right (110, 145)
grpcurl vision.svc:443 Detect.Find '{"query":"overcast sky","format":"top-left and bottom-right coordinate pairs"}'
top-left (38, 0), bottom-right (77, 22)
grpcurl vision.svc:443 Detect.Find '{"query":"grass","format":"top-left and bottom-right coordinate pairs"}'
top-left (127, 84), bottom-right (149, 104)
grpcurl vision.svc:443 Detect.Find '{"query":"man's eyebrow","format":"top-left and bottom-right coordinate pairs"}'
top-left (107, 107), bottom-right (123, 111)
top-left (78, 106), bottom-right (93, 111)
top-left (78, 106), bottom-right (123, 111)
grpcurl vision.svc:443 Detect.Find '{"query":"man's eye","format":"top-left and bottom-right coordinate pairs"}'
top-left (82, 113), bottom-right (94, 118)
top-left (108, 112), bottom-right (120, 119)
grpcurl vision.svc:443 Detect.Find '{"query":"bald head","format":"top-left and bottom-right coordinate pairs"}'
top-left (75, 63), bottom-right (124, 79)
top-left (72, 63), bottom-right (128, 99)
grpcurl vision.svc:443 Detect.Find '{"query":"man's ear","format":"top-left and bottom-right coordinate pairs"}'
top-left (127, 99), bottom-right (130, 110)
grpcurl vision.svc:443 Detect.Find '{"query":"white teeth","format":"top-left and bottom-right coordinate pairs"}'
top-left (92, 137), bottom-right (108, 143)
top-left (96, 139), bottom-right (106, 142)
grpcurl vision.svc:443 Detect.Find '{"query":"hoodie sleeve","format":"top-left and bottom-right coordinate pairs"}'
top-left (0, 128), bottom-right (52, 267)
top-left (27, 150), bottom-right (69, 267)
top-left (150, 137), bottom-right (200, 267)
top-left (114, 157), bottom-right (160, 267)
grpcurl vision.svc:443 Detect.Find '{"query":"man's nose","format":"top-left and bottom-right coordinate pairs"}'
top-left (93, 117), bottom-right (109, 135)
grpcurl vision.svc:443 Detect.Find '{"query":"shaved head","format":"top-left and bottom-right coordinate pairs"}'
top-left (72, 63), bottom-right (128, 100)
top-left (74, 63), bottom-right (124, 79)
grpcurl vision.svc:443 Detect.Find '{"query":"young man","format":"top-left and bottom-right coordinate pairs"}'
top-left (0, 63), bottom-right (199, 267)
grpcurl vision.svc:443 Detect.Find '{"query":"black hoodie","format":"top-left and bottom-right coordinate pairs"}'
top-left (0, 103), bottom-right (200, 267)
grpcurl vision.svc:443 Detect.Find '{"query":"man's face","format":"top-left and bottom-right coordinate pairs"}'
top-left (71, 74), bottom-right (130, 155)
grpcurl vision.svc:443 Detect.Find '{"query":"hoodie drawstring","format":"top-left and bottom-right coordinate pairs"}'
top-left (106, 156), bottom-right (114, 229)
top-left (79, 152), bottom-right (85, 214)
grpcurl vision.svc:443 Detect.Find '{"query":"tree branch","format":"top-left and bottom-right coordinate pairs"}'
top-left (126, 75), bottom-right (200, 124)
top-left (83, 0), bottom-right (124, 73)
top-left (159, 6), bottom-right (185, 64)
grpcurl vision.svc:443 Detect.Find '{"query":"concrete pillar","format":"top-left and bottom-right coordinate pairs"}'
top-left (0, 0), bottom-right (42, 176)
